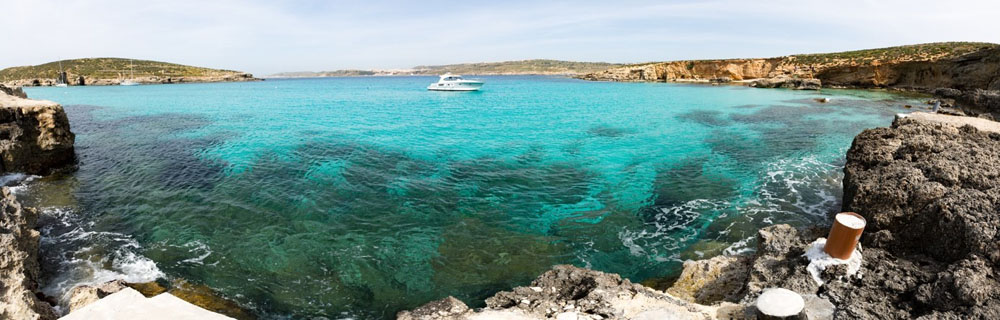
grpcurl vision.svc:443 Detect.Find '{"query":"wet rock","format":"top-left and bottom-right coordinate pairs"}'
top-left (0, 91), bottom-right (76, 175)
top-left (167, 279), bottom-right (255, 320)
top-left (0, 187), bottom-right (57, 320)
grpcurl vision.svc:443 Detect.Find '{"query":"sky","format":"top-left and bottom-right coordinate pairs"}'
top-left (3, 0), bottom-right (1000, 75)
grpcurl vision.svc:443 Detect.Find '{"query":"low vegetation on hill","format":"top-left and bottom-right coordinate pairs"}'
top-left (790, 42), bottom-right (998, 65)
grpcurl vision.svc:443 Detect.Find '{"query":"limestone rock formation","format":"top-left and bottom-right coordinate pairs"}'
top-left (0, 89), bottom-right (75, 174)
top-left (580, 44), bottom-right (1000, 111)
top-left (68, 280), bottom-right (131, 312)
top-left (844, 117), bottom-right (1000, 263)
top-left (725, 115), bottom-right (1000, 319)
top-left (0, 187), bottom-right (57, 320)
top-left (398, 265), bottom-right (730, 320)
top-left (0, 84), bottom-right (27, 99)
top-left (666, 255), bottom-right (750, 304)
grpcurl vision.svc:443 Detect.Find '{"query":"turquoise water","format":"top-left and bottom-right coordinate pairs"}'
top-left (20, 77), bottom-right (922, 319)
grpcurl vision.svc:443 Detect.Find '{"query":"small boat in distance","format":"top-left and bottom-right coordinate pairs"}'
top-left (120, 59), bottom-right (140, 86)
top-left (55, 60), bottom-right (68, 87)
top-left (427, 74), bottom-right (483, 91)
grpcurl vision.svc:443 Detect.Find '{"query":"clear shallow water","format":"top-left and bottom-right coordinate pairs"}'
top-left (20, 76), bottom-right (923, 319)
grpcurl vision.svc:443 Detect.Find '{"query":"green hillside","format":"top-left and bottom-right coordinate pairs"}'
top-left (0, 58), bottom-right (246, 81)
top-left (790, 42), bottom-right (998, 64)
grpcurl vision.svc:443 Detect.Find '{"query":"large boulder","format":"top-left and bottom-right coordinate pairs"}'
top-left (0, 90), bottom-right (75, 174)
top-left (0, 187), bottom-right (57, 320)
top-left (843, 116), bottom-right (1000, 264)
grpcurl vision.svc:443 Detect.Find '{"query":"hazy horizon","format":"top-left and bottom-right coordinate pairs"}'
top-left (4, 0), bottom-right (1000, 75)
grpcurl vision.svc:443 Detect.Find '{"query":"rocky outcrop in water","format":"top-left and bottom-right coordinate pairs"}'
top-left (0, 84), bottom-right (27, 99)
top-left (749, 77), bottom-right (821, 90)
top-left (0, 88), bottom-right (75, 174)
top-left (0, 187), bottom-right (57, 320)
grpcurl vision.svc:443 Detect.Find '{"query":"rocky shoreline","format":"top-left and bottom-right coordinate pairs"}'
top-left (398, 113), bottom-right (1000, 319)
top-left (4, 80), bottom-right (1000, 319)
top-left (3, 73), bottom-right (261, 87)
top-left (0, 86), bottom-right (243, 319)
top-left (579, 44), bottom-right (1000, 114)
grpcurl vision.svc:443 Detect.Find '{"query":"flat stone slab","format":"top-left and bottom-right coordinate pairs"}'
top-left (899, 112), bottom-right (1000, 133)
top-left (59, 288), bottom-right (233, 320)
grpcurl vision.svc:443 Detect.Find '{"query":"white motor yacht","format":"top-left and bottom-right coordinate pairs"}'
top-left (427, 74), bottom-right (483, 91)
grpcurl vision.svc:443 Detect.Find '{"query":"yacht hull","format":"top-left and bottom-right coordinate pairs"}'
top-left (427, 82), bottom-right (483, 91)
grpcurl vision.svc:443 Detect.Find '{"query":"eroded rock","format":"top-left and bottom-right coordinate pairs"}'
top-left (400, 265), bottom-right (722, 319)
top-left (0, 187), bottom-right (57, 320)
top-left (0, 91), bottom-right (76, 174)
top-left (667, 254), bottom-right (750, 304)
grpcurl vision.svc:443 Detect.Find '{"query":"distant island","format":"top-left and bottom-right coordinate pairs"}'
top-left (267, 59), bottom-right (622, 78)
top-left (0, 58), bottom-right (260, 86)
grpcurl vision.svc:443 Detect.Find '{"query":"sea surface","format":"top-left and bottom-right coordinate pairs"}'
top-left (19, 76), bottom-right (924, 319)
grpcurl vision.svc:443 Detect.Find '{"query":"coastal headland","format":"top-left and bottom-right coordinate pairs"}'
top-left (0, 58), bottom-right (260, 87)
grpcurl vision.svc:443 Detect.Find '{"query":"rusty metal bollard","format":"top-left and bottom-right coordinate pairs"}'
top-left (824, 212), bottom-right (866, 259)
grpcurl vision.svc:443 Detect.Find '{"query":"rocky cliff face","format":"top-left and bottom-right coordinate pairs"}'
top-left (0, 90), bottom-right (75, 174)
top-left (0, 187), bottom-right (58, 320)
top-left (580, 46), bottom-right (1000, 98)
top-left (577, 58), bottom-right (798, 82)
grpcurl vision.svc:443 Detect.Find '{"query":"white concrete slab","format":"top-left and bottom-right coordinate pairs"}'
top-left (59, 288), bottom-right (234, 320)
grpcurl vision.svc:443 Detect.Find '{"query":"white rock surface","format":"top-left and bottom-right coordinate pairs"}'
top-left (803, 238), bottom-right (862, 284)
top-left (59, 288), bottom-right (233, 320)
top-left (756, 288), bottom-right (804, 317)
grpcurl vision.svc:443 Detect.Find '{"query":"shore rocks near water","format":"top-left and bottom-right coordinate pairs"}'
top-left (0, 84), bottom-right (27, 99)
top-left (0, 187), bottom-right (58, 320)
top-left (749, 77), bottom-right (821, 90)
top-left (398, 265), bottom-right (733, 320)
top-left (401, 114), bottom-right (1000, 320)
top-left (2, 73), bottom-right (261, 87)
top-left (934, 87), bottom-right (1000, 114)
top-left (0, 87), bottom-right (76, 175)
